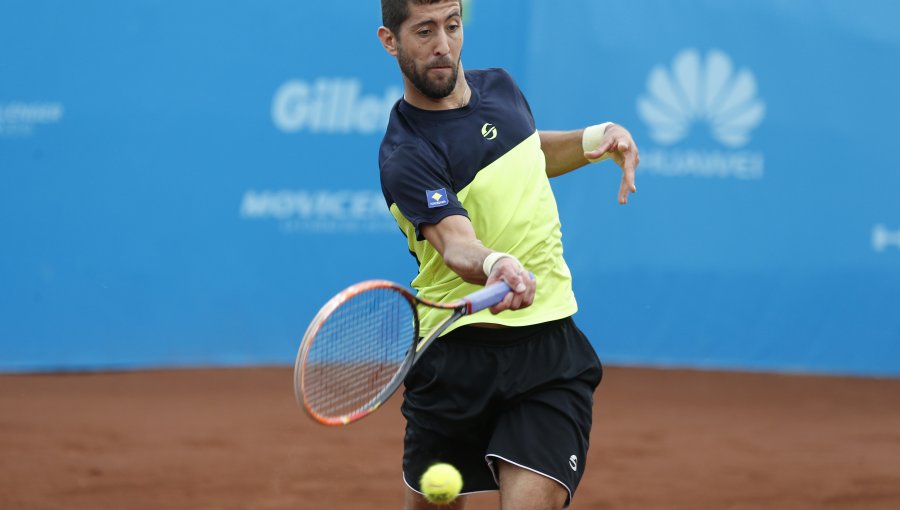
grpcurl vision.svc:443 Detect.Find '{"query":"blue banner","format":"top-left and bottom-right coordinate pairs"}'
top-left (2, 1), bottom-right (898, 375)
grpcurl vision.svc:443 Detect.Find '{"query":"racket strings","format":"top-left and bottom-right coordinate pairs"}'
top-left (302, 287), bottom-right (415, 420)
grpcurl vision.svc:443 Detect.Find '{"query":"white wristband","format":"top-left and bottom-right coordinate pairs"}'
top-left (582, 122), bottom-right (614, 163)
top-left (482, 252), bottom-right (519, 278)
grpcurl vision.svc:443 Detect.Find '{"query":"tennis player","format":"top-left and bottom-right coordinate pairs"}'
top-left (377, 1), bottom-right (639, 508)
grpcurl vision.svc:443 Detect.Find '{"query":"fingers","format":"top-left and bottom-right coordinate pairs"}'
top-left (596, 128), bottom-right (638, 205)
top-left (508, 268), bottom-right (527, 293)
top-left (486, 262), bottom-right (536, 314)
top-left (489, 282), bottom-right (534, 314)
top-left (618, 176), bottom-right (631, 204)
top-left (489, 292), bottom-right (514, 315)
top-left (617, 149), bottom-right (638, 204)
top-left (584, 134), bottom-right (635, 163)
top-left (607, 139), bottom-right (629, 153)
top-left (504, 271), bottom-right (533, 309)
top-left (584, 137), bottom-right (615, 160)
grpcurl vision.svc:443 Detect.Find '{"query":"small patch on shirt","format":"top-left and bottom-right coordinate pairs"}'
top-left (426, 188), bottom-right (449, 208)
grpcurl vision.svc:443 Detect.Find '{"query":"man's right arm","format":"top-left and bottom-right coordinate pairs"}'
top-left (421, 215), bottom-right (535, 314)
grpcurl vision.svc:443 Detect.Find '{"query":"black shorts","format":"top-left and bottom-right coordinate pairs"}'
top-left (401, 317), bottom-right (602, 506)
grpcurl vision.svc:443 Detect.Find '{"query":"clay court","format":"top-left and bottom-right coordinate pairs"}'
top-left (2, 366), bottom-right (899, 509)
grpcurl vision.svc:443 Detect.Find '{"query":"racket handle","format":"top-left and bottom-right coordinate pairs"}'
top-left (464, 273), bottom-right (534, 314)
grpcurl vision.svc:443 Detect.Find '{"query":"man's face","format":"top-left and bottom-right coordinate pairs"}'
top-left (395, 1), bottom-right (463, 99)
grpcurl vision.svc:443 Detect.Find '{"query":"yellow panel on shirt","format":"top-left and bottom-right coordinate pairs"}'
top-left (389, 130), bottom-right (577, 337)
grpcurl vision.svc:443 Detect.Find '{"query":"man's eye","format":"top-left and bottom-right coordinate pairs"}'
top-left (448, 24), bottom-right (460, 32)
top-left (417, 29), bottom-right (431, 37)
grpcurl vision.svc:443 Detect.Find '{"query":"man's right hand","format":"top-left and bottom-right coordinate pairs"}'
top-left (485, 257), bottom-right (536, 314)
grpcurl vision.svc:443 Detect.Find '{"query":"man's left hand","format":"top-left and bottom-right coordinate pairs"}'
top-left (584, 124), bottom-right (640, 205)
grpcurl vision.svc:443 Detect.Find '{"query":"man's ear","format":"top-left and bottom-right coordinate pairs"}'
top-left (377, 26), bottom-right (399, 57)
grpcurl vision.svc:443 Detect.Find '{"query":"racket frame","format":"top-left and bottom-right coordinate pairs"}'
top-left (295, 279), bottom-right (512, 426)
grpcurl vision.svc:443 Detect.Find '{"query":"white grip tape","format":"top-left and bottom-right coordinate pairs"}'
top-left (482, 252), bottom-right (520, 278)
top-left (582, 122), bottom-right (613, 163)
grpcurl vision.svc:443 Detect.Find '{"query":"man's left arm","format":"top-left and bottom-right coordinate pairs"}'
top-left (539, 123), bottom-right (640, 205)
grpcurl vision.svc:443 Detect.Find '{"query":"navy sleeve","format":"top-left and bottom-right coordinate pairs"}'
top-left (381, 143), bottom-right (469, 241)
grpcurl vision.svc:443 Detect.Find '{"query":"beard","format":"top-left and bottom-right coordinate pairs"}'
top-left (397, 47), bottom-right (460, 99)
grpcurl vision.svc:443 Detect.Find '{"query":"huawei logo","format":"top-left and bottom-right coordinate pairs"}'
top-left (637, 49), bottom-right (765, 148)
top-left (481, 122), bottom-right (498, 140)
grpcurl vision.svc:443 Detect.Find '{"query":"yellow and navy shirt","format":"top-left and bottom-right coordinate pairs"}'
top-left (379, 68), bottom-right (577, 337)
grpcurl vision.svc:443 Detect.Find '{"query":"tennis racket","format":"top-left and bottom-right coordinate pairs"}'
top-left (294, 279), bottom-right (514, 426)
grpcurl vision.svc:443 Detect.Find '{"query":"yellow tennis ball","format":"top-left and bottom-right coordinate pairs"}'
top-left (420, 463), bottom-right (463, 505)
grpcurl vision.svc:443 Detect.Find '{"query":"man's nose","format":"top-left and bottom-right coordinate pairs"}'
top-left (434, 29), bottom-right (450, 55)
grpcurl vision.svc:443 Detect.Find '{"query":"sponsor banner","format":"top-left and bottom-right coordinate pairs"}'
top-left (2, 0), bottom-right (898, 375)
top-left (872, 224), bottom-right (900, 253)
top-left (637, 148), bottom-right (764, 180)
top-left (0, 101), bottom-right (64, 137)
top-left (240, 189), bottom-right (395, 234)
top-left (636, 49), bottom-right (766, 179)
top-left (638, 49), bottom-right (765, 149)
top-left (272, 79), bottom-right (401, 135)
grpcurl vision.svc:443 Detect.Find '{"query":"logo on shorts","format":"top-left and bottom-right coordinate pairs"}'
top-left (569, 455), bottom-right (578, 471)
top-left (426, 188), bottom-right (449, 208)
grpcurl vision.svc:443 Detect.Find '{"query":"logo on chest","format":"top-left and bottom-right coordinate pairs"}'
top-left (481, 122), bottom-right (498, 140)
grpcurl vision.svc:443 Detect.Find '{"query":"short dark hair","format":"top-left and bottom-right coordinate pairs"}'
top-left (381, 0), bottom-right (462, 36)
